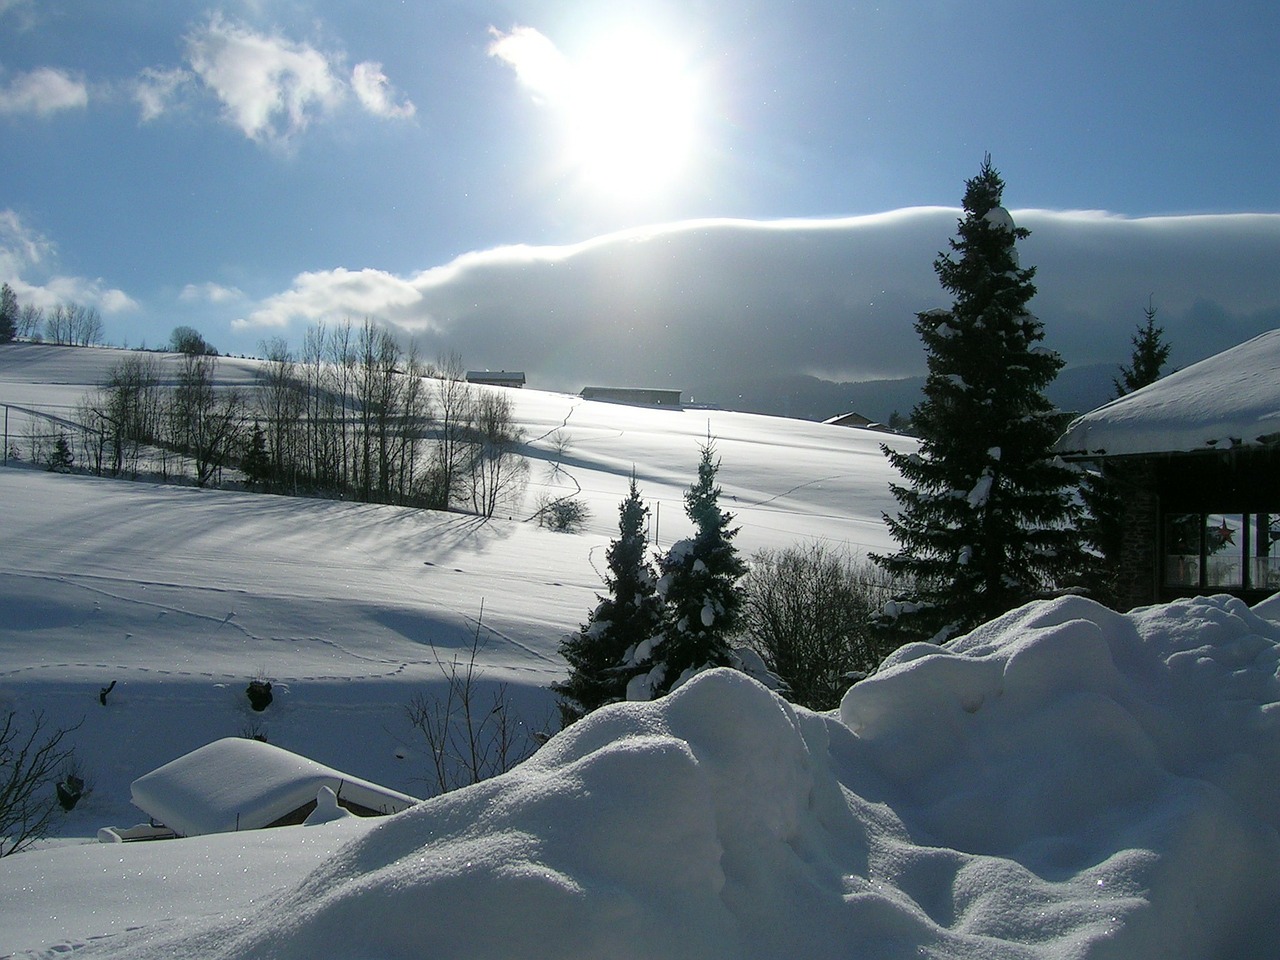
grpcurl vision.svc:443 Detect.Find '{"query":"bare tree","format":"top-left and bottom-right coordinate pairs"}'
top-left (45, 304), bottom-right (73, 345)
top-left (256, 337), bottom-right (306, 493)
top-left (428, 352), bottom-right (475, 510)
top-left (404, 610), bottom-right (542, 796)
top-left (466, 388), bottom-right (527, 518)
top-left (1, 711), bottom-right (79, 857)
top-left (169, 353), bottom-right (246, 486)
top-left (17, 303), bottom-right (44, 340)
top-left (68, 304), bottom-right (104, 347)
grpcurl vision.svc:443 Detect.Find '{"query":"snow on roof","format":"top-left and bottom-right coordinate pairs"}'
top-left (1057, 328), bottom-right (1280, 457)
top-left (130, 738), bottom-right (419, 837)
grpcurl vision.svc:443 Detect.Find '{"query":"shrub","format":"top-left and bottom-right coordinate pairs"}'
top-left (536, 495), bottom-right (591, 533)
top-left (740, 543), bottom-right (905, 710)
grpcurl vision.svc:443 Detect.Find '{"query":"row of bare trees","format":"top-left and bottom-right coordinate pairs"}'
top-left (69, 319), bottom-right (527, 517)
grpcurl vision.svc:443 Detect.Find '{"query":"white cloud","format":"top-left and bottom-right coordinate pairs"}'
top-left (0, 209), bottom-right (136, 313)
top-left (180, 281), bottom-right (244, 304)
top-left (174, 16), bottom-right (416, 143)
top-left (0, 67), bottom-right (88, 116)
top-left (351, 61), bottom-right (415, 119)
top-left (487, 25), bottom-right (571, 104)
top-left (134, 66), bottom-right (193, 122)
top-left (233, 210), bottom-right (1280, 403)
top-left (184, 14), bottom-right (344, 143)
top-left (234, 267), bottom-right (425, 330)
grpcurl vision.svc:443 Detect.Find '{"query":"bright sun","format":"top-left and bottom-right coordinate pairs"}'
top-left (564, 34), bottom-right (701, 198)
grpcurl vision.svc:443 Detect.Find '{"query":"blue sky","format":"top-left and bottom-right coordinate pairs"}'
top-left (2, 0), bottom-right (1278, 396)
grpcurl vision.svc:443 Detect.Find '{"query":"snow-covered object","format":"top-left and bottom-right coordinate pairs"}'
top-left (303, 786), bottom-right (354, 826)
top-left (92, 594), bottom-right (1280, 960)
top-left (130, 738), bottom-right (419, 837)
top-left (983, 204), bottom-right (1017, 233)
top-left (1057, 328), bottom-right (1280, 456)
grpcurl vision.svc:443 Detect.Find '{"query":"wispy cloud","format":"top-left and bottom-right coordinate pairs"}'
top-left (133, 66), bottom-right (193, 123)
top-left (180, 281), bottom-right (244, 304)
top-left (0, 209), bottom-right (136, 313)
top-left (0, 66), bottom-right (88, 116)
top-left (233, 210), bottom-right (1280, 400)
top-left (351, 61), bottom-right (415, 119)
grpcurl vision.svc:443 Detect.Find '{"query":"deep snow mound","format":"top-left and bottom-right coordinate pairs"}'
top-left (85, 595), bottom-right (1280, 960)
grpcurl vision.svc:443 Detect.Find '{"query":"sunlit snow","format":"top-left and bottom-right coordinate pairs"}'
top-left (2, 344), bottom-right (1278, 960)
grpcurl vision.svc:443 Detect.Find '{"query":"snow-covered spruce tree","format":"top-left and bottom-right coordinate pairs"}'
top-left (628, 441), bottom-right (747, 699)
top-left (1113, 295), bottom-right (1172, 398)
top-left (553, 475), bottom-right (662, 725)
top-left (874, 157), bottom-right (1085, 642)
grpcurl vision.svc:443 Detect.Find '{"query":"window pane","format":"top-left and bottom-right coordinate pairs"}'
top-left (1252, 513), bottom-right (1280, 592)
top-left (1205, 514), bottom-right (1243, 589)
top-left (1164, 513), bottom-right (1201, 587)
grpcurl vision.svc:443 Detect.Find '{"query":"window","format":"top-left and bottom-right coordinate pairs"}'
top-left (1165, 512), bottom-right (1280, 593)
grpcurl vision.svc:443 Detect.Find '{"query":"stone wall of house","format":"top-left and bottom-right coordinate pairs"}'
top-left (1112, 459), bottom-right (1159, 611)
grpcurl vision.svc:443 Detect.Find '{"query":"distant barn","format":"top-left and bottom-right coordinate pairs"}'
top-left (580, 386), bottom-right (682, 408)
top-left (466, 371), bottom-right (526, 389)
top-left (823, 411), bottom-right (874, 429)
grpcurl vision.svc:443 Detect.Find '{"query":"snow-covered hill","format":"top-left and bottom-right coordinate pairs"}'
top-left (2, 344), bottom-right (1278, 960)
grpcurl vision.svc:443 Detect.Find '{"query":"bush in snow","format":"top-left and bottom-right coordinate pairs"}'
top-left (536, 494), bottom-right (591, 533)
top-left (0, 711), bottom-right (80, 857)
top-left (742, 543), bottom-right (905, 710)
top-left (553, 476), bottom-right (662, 724)
top-left (874, 157), bottom-right (1085, 642)
top-left (628, 441), bottom-right (746, 699)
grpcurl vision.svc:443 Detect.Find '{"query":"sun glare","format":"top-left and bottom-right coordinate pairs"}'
top-left (563, 33), bottom-right (702, 199)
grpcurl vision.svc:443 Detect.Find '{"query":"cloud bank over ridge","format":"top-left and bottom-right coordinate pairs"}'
top-left (236, 209), bottom-right (1280, 404)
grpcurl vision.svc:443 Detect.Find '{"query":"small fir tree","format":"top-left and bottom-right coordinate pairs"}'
top-left (48, 434), bottom-right (74, 473)
top-left (553, 475), bottom-right (662, 724)
top-left (1113, 296), bottom-right (1171, 397)
top-left (874, 157), bottom-right (1085, 642)
top-left (241, 422), bottom-right (272, 490)
top-left (630, 441), bottom-right (747, 698)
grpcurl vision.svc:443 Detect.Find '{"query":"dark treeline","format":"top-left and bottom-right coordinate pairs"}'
top-left (71, 319), bottom-right (526, 517)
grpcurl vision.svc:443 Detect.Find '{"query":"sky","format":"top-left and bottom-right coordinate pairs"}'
top-left (2, 0), bottom-right (1279, 400)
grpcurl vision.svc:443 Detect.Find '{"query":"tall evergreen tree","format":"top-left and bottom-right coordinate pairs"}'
top-left (1113, 296), bottom-right (1171, 397)
top-left (630, 441), bottom-right (747, 698)
top-left (874, 157), bottom-right (1084, 642)
top-left (553, 475), bottom-right (662, 724)
top-left (0, 283), bottom-right (18, 343)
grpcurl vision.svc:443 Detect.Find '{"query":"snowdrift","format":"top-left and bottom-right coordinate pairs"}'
top-left (83, 594), bottom-right (1280, 960)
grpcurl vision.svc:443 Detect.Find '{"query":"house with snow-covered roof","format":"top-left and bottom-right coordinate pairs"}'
top-left (122, 737), bottom-right (419, 839)
top-left (1056, 328), bottom-right (1280, 609)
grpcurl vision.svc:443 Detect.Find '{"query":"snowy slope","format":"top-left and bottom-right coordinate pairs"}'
top-left (0, 343), bottom-right (909, 837)
top-left (4, 344), bottom-right (1279, 959)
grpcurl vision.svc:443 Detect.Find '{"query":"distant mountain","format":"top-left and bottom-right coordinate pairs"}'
top-left (705, 363), bottom-right (1120, 425)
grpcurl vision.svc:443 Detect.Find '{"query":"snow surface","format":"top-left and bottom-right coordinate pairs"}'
top-left (3, 344), bottom-right (1280, 959)
top-left (8, 596), bottom-right (1279, 959)
top-left (1056, 327), bottom-right (1280, 456)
